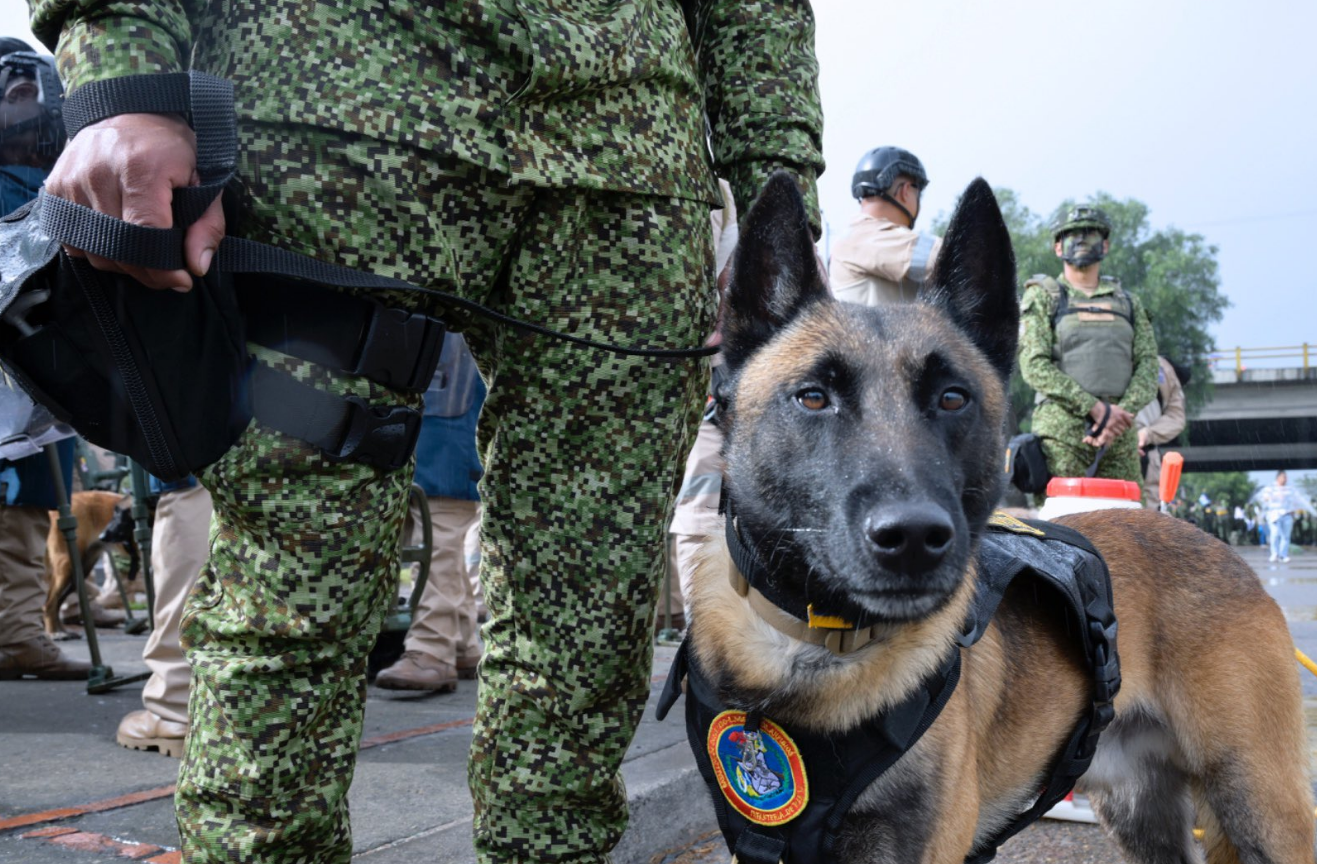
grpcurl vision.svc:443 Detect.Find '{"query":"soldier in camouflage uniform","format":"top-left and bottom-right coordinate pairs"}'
top-left (28, 1), bottom-right (824, 861)
top-left (1019, 206), bottom-right (1158, 490)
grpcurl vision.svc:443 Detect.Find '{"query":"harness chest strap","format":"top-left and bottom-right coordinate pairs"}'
top-left (656, 639), bottom-right (961, 864)
top-left (662, 513), bottom-right (1121, 864)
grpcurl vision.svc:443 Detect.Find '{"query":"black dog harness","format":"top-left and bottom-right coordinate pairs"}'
top-left (657, 513), bottom-right (1120, 864)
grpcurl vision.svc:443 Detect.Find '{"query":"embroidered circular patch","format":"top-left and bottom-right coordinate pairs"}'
top-left (707, 710), bottom-right (808, 825)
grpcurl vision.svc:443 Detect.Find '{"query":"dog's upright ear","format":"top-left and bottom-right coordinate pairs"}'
top-left (919, 178), bottom-right (1019, 381)
top-left (719, 171), bottom-right (829, 371)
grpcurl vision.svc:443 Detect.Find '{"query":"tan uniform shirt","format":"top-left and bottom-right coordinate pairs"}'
top-left (1136, 355), bottom-right (1187, 505)
top-left (828, 213), bottom-right (942, 306)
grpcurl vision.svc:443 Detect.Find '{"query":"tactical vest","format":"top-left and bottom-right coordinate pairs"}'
top-left (657, 514), bottom-right (1120, 864)
top-left (1027, 275), bottom-right (1135, 401)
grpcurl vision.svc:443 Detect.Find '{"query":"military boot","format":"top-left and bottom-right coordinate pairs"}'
top-left (375, 650), bottom-right (458, 692)
top-left (117, 710), bottom-right (187, 757)
top-left (0, 634), bottom-right (92, 680)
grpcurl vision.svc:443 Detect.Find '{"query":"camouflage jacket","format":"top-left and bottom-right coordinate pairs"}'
top-left (1019, 275), bottom-right (1158, 418)
top-left (29, 0), bottom-right (824, 235)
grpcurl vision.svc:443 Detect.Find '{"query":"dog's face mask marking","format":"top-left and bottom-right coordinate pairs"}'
top-left (719, 174), bottom-right (1018, 622)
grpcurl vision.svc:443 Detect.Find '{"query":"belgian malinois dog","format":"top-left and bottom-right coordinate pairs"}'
top-left (684, 173), bottom-right (1313, 862)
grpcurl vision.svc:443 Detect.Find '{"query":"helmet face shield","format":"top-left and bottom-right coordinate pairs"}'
top-left (0, 52), bottom-right (65, 169)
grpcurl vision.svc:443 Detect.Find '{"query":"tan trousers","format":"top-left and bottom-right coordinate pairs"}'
top-left (0, 505), bottom-right (50, 646)
top-left (405, 496), bottom-right (481, 664)
top-left (141, 484), bottom-right (213, 723)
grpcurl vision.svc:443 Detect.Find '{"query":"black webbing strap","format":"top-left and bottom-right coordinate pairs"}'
top-left (238, 282), bottom-right (446, 394)
top-left (249, 364), bottom-right (420, 472)
top-left (964, 521), bottom-right (1120, 864)
top-left (820, 649), bottom-right (961, 857)
top-left (44, 72), bottom-right (716, 361)
top-left (734, 831), bottom-right (787, 864)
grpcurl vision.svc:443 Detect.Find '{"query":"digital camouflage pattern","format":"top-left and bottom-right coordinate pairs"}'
top-left (29, 1), bottom-right (824, 862)
top-left (1019, 276), bottom-right (1158, 487)
top-left (30, 0), bottom-right (825, 236)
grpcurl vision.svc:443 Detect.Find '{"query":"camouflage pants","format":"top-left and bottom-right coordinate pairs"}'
top-left (1033, 401), bottom-right (1143, 493)
top-left (177, 124), bottom-right (713, 862)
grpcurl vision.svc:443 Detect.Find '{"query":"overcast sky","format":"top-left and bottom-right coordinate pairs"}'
top-left (4, 0), bottom-right (1312, 361)
top-left (813, 0), bottom-right (1313, 364)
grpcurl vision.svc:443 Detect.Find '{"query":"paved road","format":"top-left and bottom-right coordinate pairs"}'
top-left (1, 541), bottom-right (1312, 863)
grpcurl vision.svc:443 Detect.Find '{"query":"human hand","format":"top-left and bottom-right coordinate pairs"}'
top-left (1137, 428), bottom-right (1148, 453)
top-left (44, 113), bottom-right (226, 292)
top-left (1108, 406), bottom-right (1134, 436)
top-left (1084, 425), bottom-right (1120, 449)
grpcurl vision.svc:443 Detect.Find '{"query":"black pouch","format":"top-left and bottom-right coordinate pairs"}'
top-left (1004, 432), bottom-right (1051, 494)
top-left (0, 74), bottom-right (249, 481)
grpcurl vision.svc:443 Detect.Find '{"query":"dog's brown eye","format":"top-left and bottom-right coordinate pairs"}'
top-left (797, 388), bottom-right (829, 411)
top-left (939, 388), bottom-right (969, 411)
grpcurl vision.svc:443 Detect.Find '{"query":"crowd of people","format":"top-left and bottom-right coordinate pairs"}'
top-left (0, 8), bottom-right (1311, 863)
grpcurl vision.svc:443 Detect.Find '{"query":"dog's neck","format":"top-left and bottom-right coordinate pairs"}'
top-left (687, 530), bottom-right (974, 734)
top-left (722, 511), bottom-right (899, 655)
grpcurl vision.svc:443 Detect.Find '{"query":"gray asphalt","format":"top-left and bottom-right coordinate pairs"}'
top-left (2, 543), bottom-right (1313, 863)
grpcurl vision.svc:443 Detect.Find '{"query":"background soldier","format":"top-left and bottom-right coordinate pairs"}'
top-left (1135, 355), bottom-right (1188, 506)
top-left (1019, 206), bottom-right (1158, 489)
top-left (29, 1), bottom-right (825, 862)
top-left (828, 146), bottom-right (940, 306)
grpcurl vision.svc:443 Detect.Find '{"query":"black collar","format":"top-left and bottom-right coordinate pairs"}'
top-left (723, 496), bottom-right (893, 652)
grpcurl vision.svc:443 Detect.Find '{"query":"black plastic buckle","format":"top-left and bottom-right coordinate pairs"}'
top-left (354, 307), bottom-right (446, 393)
top-left (332, 398), bottom-right (421, 472)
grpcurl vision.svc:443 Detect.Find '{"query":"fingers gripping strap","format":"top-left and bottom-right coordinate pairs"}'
top-left (37, 191), bottom-right (187, 271)
top-left (44, 72), bottom-right (236, 265)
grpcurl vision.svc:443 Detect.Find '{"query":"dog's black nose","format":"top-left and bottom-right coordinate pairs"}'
top-left (863, 503), bottom-right (955, 571)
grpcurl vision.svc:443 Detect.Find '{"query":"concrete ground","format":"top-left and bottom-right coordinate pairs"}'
top-left (2, 543), bottom-right (1314, 863)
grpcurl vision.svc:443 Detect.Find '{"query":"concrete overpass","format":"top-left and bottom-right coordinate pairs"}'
top-left (1168, 366), bottom-right (1317, 472)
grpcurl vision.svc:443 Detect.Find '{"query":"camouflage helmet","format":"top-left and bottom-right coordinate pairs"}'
top-left (851, 146), bottom-right (929, 200)
top-left (1051, 206), bottom-right (1111, 243)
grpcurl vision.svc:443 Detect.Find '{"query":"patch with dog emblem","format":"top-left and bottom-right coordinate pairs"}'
top-left (707, 711), bottom-right (808, 825)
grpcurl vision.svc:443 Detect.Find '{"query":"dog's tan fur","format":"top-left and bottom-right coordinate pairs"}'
top-left (43, 490), bottom-right (128, 639)
top-left (690, 174), bottom-right (1313, 862)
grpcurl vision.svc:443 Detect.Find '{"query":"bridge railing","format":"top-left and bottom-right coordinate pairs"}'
top-left (1209, 344), bottom-right (1311, 374)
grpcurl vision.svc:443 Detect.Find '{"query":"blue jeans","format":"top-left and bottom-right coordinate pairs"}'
top-left (1270, 514), bottom-right (1295, 560)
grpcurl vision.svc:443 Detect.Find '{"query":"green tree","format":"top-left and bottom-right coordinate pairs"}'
top-left (1179, 471), bottom-right (1258, 509)
top-left (933, 188), bottom-right (1229, 430)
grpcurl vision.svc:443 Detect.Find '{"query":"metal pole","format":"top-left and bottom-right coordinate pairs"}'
top-left (128, 461), bottom-right (156, 633)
